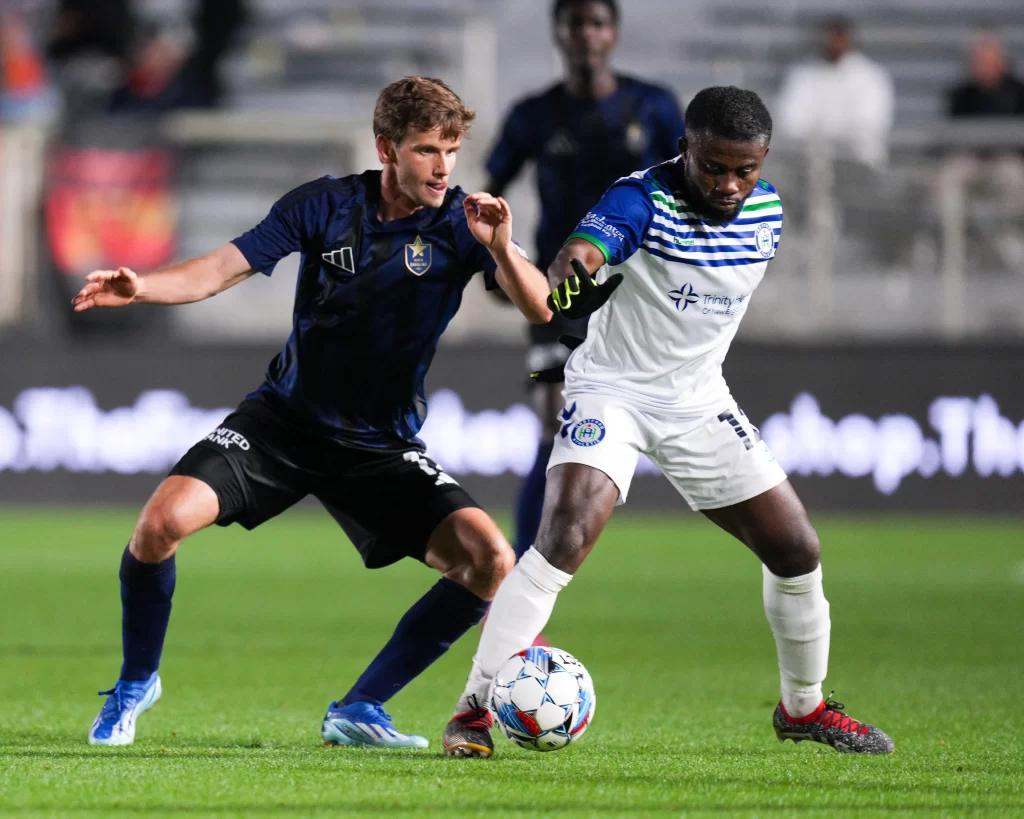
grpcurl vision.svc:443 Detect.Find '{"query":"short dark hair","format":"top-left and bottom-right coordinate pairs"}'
top-left (823, 15), bottom-right (853, 35)
top-left (552, 0), bottom-right (619, 24)
top-left (684, 86), bottom-right (772, 144)
top-left (373, 76), bottom-right (475, 145)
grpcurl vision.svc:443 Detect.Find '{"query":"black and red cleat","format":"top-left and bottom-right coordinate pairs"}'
top-left (443, 696), bottom-right (494, 758)
top-left (773, 692), bottom-right (895, 754)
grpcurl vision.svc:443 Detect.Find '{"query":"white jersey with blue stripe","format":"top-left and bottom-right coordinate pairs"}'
top-left (563, 158), bottom-right (782, 415)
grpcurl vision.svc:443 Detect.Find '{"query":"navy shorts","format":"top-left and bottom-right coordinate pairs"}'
top-left (169, 395), bottom-right (479, 568)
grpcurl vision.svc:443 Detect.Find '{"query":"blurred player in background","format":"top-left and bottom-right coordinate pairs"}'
top-left (444, 86), bottom-right (895, 758)
top-left (485, 0), bottom-right (684, 563)
top-left (72, 77), bottom-right (558, 750)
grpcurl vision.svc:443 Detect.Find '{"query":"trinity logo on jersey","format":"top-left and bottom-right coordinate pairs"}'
top-left (755, 223), bottom-right (776, 259)
top-left (570, 419), bottom-right (606, 447)
top-left (405, 235), bottom-right (432, 276)
top-left (322, 247), bottom-right (355, 274)
top-left (669, 283), bottom-right (700, 311)
top-left (668, 285), bottom-right (750, 317)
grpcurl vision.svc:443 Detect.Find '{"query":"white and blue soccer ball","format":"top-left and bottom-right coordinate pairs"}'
top-left (490, 646), bottom-right (595, 752)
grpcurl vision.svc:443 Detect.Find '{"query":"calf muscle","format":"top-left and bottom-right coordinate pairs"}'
top-left (534, 463), bottom-right (619, 574)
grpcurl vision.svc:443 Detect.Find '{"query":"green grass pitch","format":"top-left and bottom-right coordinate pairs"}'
top-left (1, 509), bottom-right (1022, 817)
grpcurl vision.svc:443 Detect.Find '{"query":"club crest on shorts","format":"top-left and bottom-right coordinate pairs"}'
top-left (405, 235), bottom-right (432, 276)
top-left (570, 418), bottom-right (605, 447)
top-left (755, 223), bottom-right (775, 259)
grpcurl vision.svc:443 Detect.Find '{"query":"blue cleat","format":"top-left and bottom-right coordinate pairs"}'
top-left (88, 672), bottom-right (162, 746)
top-left (322, 701), bottom-right (428, 749)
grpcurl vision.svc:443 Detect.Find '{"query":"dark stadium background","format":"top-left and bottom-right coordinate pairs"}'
top-left (1, 1), bottom-right (1022, 815)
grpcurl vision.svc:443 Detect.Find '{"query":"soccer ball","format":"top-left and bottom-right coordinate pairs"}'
top-left (490, 646), bottom-right (595, 751)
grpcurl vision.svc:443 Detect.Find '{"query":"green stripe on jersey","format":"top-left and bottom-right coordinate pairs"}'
top-left (566, 232), bottom-right (611, 264)
top-left (650, 191), bottom-right (694, 216)
top-left (741, 197), bottom-right (781, 213)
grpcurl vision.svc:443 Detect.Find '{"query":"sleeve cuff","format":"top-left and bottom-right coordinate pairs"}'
top-left (565, 232), bottom-right (611, 264)
top-left (230, 237), bottom-right (274, 277)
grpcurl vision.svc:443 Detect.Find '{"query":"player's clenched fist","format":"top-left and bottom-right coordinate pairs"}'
top-left (71, 267), bottom-right (141, 312)
top-left (547, 258), bottom-right (622, 320)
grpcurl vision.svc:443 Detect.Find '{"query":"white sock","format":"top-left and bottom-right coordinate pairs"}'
top-left (455, 547), bottom-right (572, 713)
top-left (762, 563), bottom-right (831, 719)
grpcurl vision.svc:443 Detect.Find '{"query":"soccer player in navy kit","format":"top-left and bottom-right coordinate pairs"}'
top-left (485, 0), bottom-right (685, 561)
top-left (72, 77), bottom-right (556, 749)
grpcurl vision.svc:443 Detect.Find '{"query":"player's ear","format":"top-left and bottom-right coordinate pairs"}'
top-left (678, 135), bottom-right (688, 158)
top-left (375, 134), bottom-right (396, 165)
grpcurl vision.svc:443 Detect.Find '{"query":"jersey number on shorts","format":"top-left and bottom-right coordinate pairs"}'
top-left (403, 451), bottom-right (459, 487)
top-left (717, 410), bottom-right (759, 451)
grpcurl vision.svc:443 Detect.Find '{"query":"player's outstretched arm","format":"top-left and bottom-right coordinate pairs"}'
top-left (72, 243), bottom-right (255, 312)
top-left (545, 239), bottom-right (622, 320)
top-left (464, 192), bottom-right (552, 324)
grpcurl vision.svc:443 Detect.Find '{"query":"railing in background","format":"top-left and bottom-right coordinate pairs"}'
top-left (744, 121), bottom-right (1024, 342)
top-left (0, 123), bottom-right (47, 328)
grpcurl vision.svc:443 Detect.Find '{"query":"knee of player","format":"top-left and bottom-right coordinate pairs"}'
top-left (763, 523), bottom-right (821, 577)
top-left (133, 505), bottom-right (189, 561)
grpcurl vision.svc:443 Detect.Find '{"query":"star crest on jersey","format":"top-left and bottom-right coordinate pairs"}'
top-left (405, 235), bottom-right (432, 276)
top-left (322, 246), bottom-right (355, 274)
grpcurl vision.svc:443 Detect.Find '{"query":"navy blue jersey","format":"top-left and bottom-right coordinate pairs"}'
top-left (231, 170), bottom-right (501, 449)
top-left (486, 75), bottom-right (685, 270)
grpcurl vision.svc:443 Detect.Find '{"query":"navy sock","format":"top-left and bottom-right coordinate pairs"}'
top-left (340, 577), bottom-right (489, 707)
top-left (118, 545), bottom-right (176, 682)
top-left (513, 440), bottom-right (553, 559)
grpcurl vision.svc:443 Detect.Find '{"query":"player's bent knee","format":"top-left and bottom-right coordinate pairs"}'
top-left (131, 478), bottom-right (218, 562)
top-left (763, 524), bottom-right (821, 577)
top-left (132, 508), bottom-right (186, 562)
top-left (536, 504), bottom-right (590, 572)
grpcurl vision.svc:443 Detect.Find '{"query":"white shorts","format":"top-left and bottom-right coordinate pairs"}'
top-left (547, 392), bottom-right (788, 510)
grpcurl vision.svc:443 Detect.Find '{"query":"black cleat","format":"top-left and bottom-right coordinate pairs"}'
top-left (773, 692), bottom-right (895, 754)
top-left (443, 696), bottom-right (494, 758)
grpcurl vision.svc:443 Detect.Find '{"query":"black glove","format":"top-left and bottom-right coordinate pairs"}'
top-left (546, 258), bottom-right (623, 320)
top-left (530, 335), bottom-right (585, 384)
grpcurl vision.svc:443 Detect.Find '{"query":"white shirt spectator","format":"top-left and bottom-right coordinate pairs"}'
top-left (777, 50), bottom-right (895, 169)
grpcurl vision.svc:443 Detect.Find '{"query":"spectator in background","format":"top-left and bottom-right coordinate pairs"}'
top-left (949, 33), bottom-right (1024, 118)
top-left (110, 0), bottom-right (247, 112)
top-left (0, 11), bottom-right (58, 122)
top-left (48, 0), bottom-right (246, 114)
top-left (945, 33), bottom-right (1024, 273)
top-left (776, 17), bottom-right (894, 169)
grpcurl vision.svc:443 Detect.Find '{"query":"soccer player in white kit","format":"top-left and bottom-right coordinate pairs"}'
top-left (443, 86), bottom-right (895, 757)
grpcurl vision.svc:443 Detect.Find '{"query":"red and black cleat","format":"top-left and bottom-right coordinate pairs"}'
top-left (773, 692), bottom-right (895, 754)
top-left (443, 696), bottom-right (494, 758)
